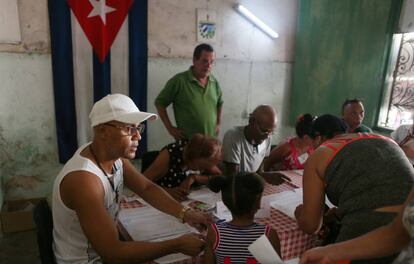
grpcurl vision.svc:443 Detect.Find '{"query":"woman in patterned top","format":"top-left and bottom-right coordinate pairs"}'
top-left (299, 186), bottom-right (414, 264)
top-left (143, 133), bottom-right (222, 201)
top-left (203, 172), bottom-right (280, 264)
top-left (264, 113), bottom-right (314, 171)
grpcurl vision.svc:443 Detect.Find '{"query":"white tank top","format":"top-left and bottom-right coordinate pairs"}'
top-left (52, 143), bottom-right (124, 264)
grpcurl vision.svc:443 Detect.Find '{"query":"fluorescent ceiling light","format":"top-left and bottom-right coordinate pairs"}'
top-left (235, 3), bottom-right (278, 39)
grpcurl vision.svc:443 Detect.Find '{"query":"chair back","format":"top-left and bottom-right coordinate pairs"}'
top-left (33, 199), bottom-right (56, 264)
top-left (141, 150), bottom-right (160, 172)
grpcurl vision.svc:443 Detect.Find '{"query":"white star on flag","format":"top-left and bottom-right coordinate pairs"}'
top-left (87, 0), bottom-right (116, 25)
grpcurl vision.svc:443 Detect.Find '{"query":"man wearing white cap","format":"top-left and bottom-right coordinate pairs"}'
top-left (52, 94), bottom-right (208, 264)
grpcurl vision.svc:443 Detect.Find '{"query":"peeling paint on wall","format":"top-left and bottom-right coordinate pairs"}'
top-left (0, 0), bottom-right (50, 53)
top-left (0, 0), bottom-right (298, 202)
top-left (0, 53), bottom-right (60, 202)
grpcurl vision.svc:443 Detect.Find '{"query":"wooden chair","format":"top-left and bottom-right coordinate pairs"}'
top-left (33, 199), bottom-right (55, 264)
top-left (141, 150), bottom-right (160, 172)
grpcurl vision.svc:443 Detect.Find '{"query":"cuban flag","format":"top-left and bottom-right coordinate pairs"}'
top-left (48, 0), bottom-right (148, 163)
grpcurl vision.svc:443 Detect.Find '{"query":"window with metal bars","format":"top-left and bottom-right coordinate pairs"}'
top-left (378, 32), bottom-right (414, 129)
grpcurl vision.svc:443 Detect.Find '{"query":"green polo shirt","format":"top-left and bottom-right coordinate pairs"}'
top-left (155, 68), bottom-right (223, 138)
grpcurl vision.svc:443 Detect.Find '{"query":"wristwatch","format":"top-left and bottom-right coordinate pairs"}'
top-left (177, 206), bottom-right (191, 223)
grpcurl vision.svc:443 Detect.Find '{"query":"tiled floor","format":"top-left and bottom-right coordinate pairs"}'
top-left (0, 230), bottom-right (40, 264)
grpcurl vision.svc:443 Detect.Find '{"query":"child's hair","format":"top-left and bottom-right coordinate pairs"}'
top-left (296, 113), bottom-right (313, 138)
top-left (208, 172), bottom-right (264, 217)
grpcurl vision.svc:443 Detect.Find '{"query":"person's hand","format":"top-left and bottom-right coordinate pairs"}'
top-left (176, 233), bottom-right (206, 256)
top-left (205, 165), bottom-right (222, 175)
top-left (295, 204), bottom-right (303, 220)
top-left (402, 145), bottom-right (414, 161)
top-left (215, 124), bottom-right (221, 136)
top-left (184, 209), bottom-right (213, 233)
top-left (168, 126), bottom-right (186, 140)
top-left (180, 175), bottom-right (196, 191)
top-left (299, 246), bottom-right (337, 264)
top-left (164, 187), bottom-right (189, 202)
top-left (260, 172), bottom-right (291, 185)
top-left (194, 175), bottom-right (210, 185)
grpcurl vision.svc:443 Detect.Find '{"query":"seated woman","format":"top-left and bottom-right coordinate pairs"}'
top-left (294, 114), bottom-right (414, 264)
top-left (143, 133), bottom-right (222, 201)
top-left (264, 113), bottom-right (314, 171)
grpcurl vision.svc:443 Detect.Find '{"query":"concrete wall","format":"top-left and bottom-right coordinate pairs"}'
top-left (147, 58), bottom-right (293, 150)
top-left (0, 0), bottom-right (298, 202)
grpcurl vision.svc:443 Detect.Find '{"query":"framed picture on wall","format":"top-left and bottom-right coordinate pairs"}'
top-left (197, 9), bottom-right (217, 43)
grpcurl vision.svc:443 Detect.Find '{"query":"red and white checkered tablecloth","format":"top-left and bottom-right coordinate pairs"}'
top-left (119, 170), bottom-right (319, 262)
top-left (280, 170), bottom-right (304, 188)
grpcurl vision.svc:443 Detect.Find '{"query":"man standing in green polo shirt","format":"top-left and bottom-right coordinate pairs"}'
top-left (155, 43), bottom-right (223, 140)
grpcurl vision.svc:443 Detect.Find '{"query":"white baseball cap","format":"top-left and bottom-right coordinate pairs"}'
top-left (89, 94), bottom-right (157, 127)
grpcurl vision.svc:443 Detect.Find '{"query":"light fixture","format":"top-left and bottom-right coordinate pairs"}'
top-left (235, 3), bottom-right (278, 39)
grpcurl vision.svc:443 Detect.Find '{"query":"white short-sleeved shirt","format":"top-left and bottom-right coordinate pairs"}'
top-left (391, 124), bottom-right (414, 165)
top-left (222, 126), bottom-right (271, 173)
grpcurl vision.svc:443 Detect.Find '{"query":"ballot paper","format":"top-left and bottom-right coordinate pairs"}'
top-left (269, 188), bottom-right (335, 219)
top-left (269, 189), bottom-right (303, 219)
top-left (187, 187), bottom-right (222, 206)
top-left (150, 234), bottom-right (193, 264)
top-left (248, 234), bottom-right (283, 264)
top-left (118, 206), bottom-right (192, 242)
top-left (214, 197), bottom-right (271, 221)
top-left (214, 201), bottom-right (232, 221)
top-left (255, 195), bottom-right (271, 219)
top-left (121, 195), bottom-right (148, 205)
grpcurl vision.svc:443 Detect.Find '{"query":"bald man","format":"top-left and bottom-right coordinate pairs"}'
top-left (222, 105), bottom-right (277, 174)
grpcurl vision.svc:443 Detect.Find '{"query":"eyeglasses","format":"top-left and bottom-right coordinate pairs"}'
top-left (104, 123), bottom-right (145, 136)
top-left (254, 119), bottom-right (275, 137)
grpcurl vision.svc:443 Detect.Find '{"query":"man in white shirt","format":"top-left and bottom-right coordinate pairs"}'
top-left (391, 123), bottom-right (414, 165)
top-left (52, 94), bottom-right (209, 264)
top-left (222, 105), bottom-right (289, 184)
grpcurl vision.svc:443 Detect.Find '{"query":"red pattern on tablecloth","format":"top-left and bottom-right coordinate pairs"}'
top-left (119, 170), bottom-right (319, 262)
top-left (120, 199), bottom-right (145, 209)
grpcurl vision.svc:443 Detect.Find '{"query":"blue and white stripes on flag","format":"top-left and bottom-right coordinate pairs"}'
top-left (48, 0), bottom-right (148, 163)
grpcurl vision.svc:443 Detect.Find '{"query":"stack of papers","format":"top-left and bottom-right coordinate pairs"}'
top-left (187, 187), bottom-right (222, 206)
top-left (269, 188), bottom-right (335, 219)
top-left (214, 197), bottom-right (271, 221)
top-left (118, 206), bottom-right (195, 264)
top-left (118, 206), bottom-right (192, 241)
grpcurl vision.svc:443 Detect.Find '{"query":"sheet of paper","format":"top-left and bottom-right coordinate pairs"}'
top-left (154, 253), bottom-right (190, 264)
top-left (151, 234), bottom-right (192, 264)
top-left (188, 187), bottom-right (221, 206)
top-left (214, 201), bottom-right (232, 221)
top-left (269, 189), bottom-right (303, 219)
top-left (284, 258), bottom-right (299, 264)
top-left (214, 196), bottom-right (271, 220)
top-left (118, 206), bottom-right (192, 241)
top-left (255, 195), bottom-right (271, 219)
top-left (121, 195), bottom-right (148, 205)
top-left (269, 188), bottom-right (335, 219)
top-left (248, 234), bottom-right (283, 264)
